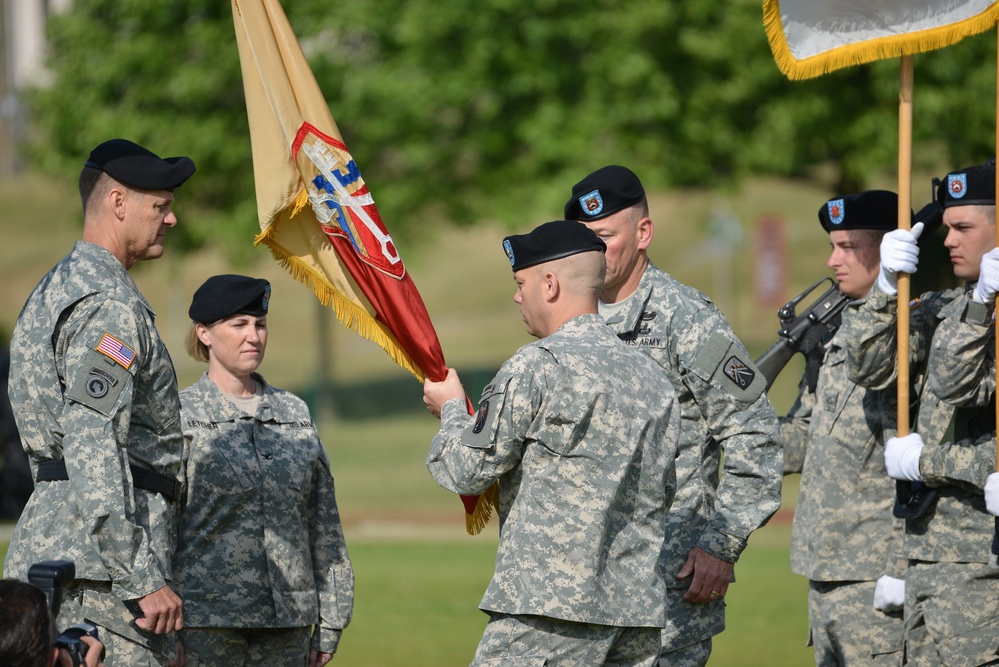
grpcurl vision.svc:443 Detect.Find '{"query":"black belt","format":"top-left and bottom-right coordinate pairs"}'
top-left (36, 460), bottom-right (180, 503)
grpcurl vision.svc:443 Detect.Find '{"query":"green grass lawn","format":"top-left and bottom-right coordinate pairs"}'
top-left (2, 523), bottom-right (811, 666)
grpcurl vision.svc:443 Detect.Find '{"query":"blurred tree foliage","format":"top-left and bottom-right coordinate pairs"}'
top-left (23, 0), bottom-right (998, 255)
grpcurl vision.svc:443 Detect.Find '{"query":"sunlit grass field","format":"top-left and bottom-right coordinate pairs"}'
top-left (0, 166), bottom-right (907, 664)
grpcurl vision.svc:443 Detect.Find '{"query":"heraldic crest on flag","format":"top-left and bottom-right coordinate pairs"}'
top-left (233, 0), bottom-right (499, 533)
top-left (293, 123), bottom-right (405, 280)
top-left (764, 0), bottom-right (999, 79)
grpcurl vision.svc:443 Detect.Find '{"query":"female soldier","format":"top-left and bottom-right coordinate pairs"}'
top-left (174, 274), bottom-right (353, 667)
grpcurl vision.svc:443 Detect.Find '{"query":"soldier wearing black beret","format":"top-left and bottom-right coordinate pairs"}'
top-left (781, 190), bottom-right (908, 666)
top-left (4, 137), bottom-right (196, 666)
top-left (177, 274), bottom-right (355, 664)
top-left (423, 219), bottom-right (680, 664)
top-left (843, 160), bottom-right (999, 664)
top-left (563, 165), bottom-right (783, 667)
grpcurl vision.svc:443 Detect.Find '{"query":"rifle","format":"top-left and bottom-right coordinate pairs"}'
top-left (754, 278), bottom-right (853, 390)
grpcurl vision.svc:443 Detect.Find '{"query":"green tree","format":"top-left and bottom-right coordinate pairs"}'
top-left (23, 0), bottom-right (999, 253)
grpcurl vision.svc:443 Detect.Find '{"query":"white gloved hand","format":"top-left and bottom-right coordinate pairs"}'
top-left (885, 433), bottom-right (924, 481)
top-left (972, 248), bottom-right (999, 304)
top-left (877, 222), bottom-right (924, 296)
top-left (985, 472), bottom-right (999, 516)
top-left (873, 575), bottom-right (905, 612)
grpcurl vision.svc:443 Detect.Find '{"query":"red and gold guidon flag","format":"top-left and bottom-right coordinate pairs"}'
top-left (764, 0), bottom-right (999, 79)
top-left (231, 0), bottom-right (497, 533)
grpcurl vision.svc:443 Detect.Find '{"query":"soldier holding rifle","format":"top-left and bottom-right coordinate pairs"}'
top-left (780, 191), bottom-right (906, 666)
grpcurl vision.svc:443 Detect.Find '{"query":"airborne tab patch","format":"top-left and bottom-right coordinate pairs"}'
top-left (96, 333), bottom-right (136, 369)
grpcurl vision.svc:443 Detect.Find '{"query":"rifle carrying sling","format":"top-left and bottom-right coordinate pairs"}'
top-left (36, 460), bottom-right (181, 502)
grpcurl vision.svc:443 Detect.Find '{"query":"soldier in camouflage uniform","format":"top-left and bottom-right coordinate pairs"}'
top-left (563, 165), bottom-right (782, 667)
top-left (780, 191), bottom-right (906, 666)
top-left (3, 139), bottom-right (195, 666)
top-left (423, 220), bottom-right (681, 667)
top-left (174, 275), bottom-right (353, 667)
top-left (842, 161), bottom-right (999, 666)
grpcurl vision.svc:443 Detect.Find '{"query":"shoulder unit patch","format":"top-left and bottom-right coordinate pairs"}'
top-left (723, 356), bottom-right (756, 390)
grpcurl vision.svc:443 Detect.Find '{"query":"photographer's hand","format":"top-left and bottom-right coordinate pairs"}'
top-left (55, 635), bottom-right (105, 667)
top-left (134, 585), bottom-right (183, 634)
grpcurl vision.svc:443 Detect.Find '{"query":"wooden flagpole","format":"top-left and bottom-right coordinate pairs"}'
top-left (898, 55), bottom-right (914, 436)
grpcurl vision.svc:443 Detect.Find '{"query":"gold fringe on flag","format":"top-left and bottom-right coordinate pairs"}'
top-left (764, 0), bottom-right (999, 80)
top-left (253, 215), bottom-right (426, 384)
top-left (465, 482), bottom-right (500, 535)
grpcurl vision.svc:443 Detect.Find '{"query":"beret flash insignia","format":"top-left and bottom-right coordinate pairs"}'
top-left (827, 199), bottom-right (845, 225)
top-left (949, 173), bottom-right (968, 199)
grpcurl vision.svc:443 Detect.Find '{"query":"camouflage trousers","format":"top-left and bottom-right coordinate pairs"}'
top-left (471, 612), bottom-right (660, 667)
top-left (656, 637), bottom-right (711, 667)
top-left (660, 586), bottom-right (725, 652)
top-left (902, 560), bottom-right (999, 667)
top-left (179, 626), bottom-right (312, 667)
top-left (807, 580), bottom-right (902, 667)
top-left (57, 580), bottom-right (177, 667)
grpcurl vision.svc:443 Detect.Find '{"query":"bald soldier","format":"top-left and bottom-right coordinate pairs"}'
top-left (780, 191), bottom-right (906, 666)
top-left (564, 165), bottom-right (782, 667)
top-left (4, 139), bottom-right (195, 666)
top-left (424, 220), bottom-right (681, 666)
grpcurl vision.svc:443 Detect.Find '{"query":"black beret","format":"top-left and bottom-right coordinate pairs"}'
top-left (84, 138), bottom-right (196, 191)
top-left (935, 160), bottom-right (996, 208)
top-left (189, 275), bottom-right (271, 323)
top-left (818, 190), bottom-right (909, 233)
top-left (564, 165), bottom-right (646, 222)
top-left (502, 220), bottom-right (606, 272)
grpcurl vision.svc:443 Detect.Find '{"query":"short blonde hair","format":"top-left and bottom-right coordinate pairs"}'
top-left (185, 322), bottom-right (210, 363)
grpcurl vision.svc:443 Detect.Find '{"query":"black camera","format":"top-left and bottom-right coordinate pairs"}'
top-left (26, 560), bottom-right (105, 667)
top-left (56, 622), bottom-right (101, 666)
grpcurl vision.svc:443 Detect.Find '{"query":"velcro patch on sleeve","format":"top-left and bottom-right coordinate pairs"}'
top-left (96, 333), bottom-right (136, 369)
top-left (66, 349), bottom-right (131, 416)
top-left (466, 374), bottom-right (512, 449)
top-left (690, 331), bottom-right (766, 402)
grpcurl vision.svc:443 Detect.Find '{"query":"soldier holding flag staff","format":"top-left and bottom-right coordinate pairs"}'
top-left (424, 220), bottom-right (681, 667)
top-left (843, 161), bottom-right (999, 665)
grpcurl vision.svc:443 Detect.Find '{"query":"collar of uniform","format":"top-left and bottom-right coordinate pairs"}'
top-left (74, 240), bottom-right (156, 315)
top-left (602, 263), bottom-right (657, 332)
top-left (195, 371), bottom-right (273, 421)
top-left (551, 312), bottom-right (613, 337)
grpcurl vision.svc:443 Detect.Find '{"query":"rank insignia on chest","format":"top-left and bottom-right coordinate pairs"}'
top-left (96, 333), bottom-right (136, 369)
top-left (723, 356), bottom-right (755, 390)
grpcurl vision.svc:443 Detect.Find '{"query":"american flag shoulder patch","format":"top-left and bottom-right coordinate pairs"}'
top-left (96, 333), bottom-right (136, 370)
